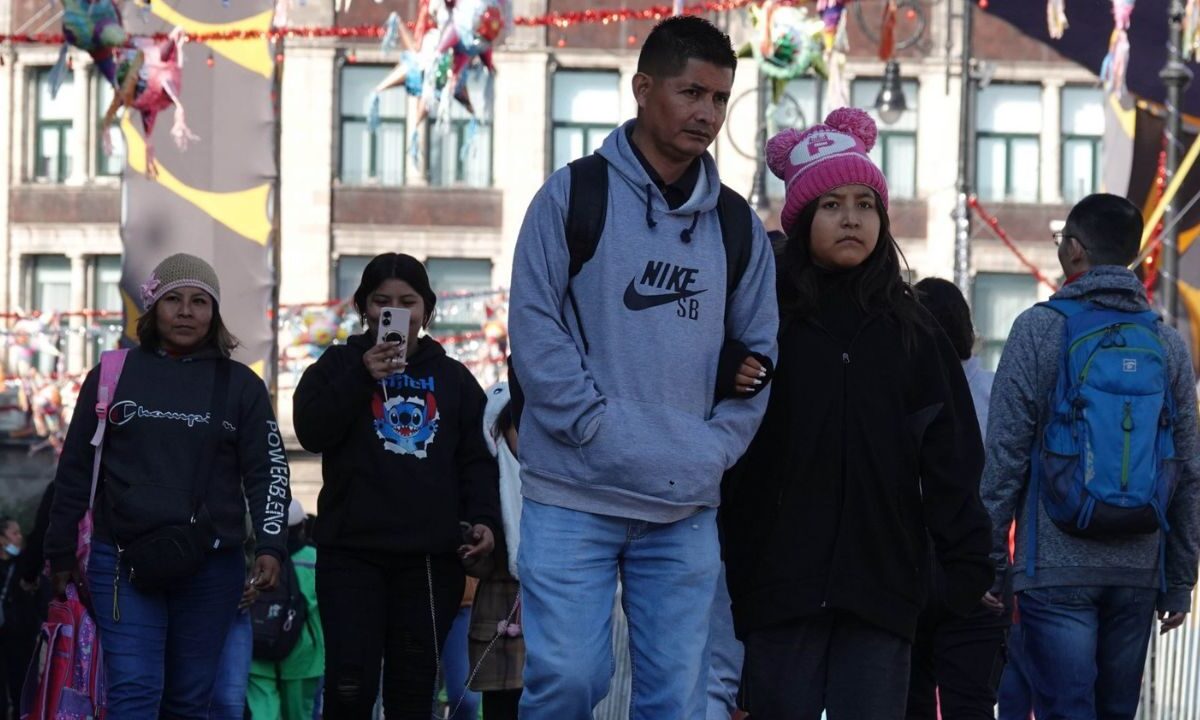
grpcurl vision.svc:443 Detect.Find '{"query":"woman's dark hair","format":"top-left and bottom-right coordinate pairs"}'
top-left (353, 253), bottom-right (438, 327)
top-left (136, 302), bottom-right (240, 357)
top-left (777, 192), bottom-right (926, 345)
top-left (915, 277), bottom-right (975, 361)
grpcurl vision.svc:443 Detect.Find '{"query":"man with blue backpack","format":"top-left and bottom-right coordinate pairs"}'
top-left (982, 193), bottom-right (1200, 719)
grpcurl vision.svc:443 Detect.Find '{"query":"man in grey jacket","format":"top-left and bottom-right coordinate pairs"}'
top-left (508, 15), bottom-right (778, 720)
top-left (982, 193), bottom-right (1200, 719)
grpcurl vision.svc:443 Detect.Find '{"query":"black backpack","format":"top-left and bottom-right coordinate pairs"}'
top-left (510, 153), bottom-right (754, 429)
top-left (250, 555), bottom-right (308, 662)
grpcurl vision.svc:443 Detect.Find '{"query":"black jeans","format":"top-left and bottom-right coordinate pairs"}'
top-left (906, 597), bottom-right (1010, 720)
top-left (317, 547), bottom-right (464, 720)
top-left (0, 630), bottom-right (35, 720)
top-left (482, 688), bottom-right (521, 720)
top-left (742, 609), bottom-right (912, 720)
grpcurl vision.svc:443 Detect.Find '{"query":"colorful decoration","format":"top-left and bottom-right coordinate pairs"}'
top-left (1047, 0), bottom-right (1068, 40)
top-left (744, 0), bottom-right (827, 85)
top-left (1100, 0), bottom-right (1135, 96)
top-left (50, 0), bottom-right (128, 96)
top-left (101, 27), bottom-right (198, 179)
top-left (967, 196), bottom-right (1061, 293)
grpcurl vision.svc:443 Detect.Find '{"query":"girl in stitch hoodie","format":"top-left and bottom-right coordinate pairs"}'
top-left (720, 109), bottom-right (993, 719)
top-left (293, 253), bottom-right (499, 720)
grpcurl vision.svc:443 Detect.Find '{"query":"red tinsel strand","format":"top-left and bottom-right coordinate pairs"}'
top-left (967, 196), bottom-right (1061, 292)
top-left (0, 0), bottom-right (800, 46)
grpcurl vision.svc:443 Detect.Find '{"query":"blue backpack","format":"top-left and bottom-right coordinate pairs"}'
top-left (1028, 299), bottom-right (1181, 582)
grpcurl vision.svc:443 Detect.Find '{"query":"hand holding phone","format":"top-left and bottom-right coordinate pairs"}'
top-left (363, 307), bottom-right (412, 380)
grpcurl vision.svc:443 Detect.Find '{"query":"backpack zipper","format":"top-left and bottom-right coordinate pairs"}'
top-left (1121, 401), bottom-right (1134, 490)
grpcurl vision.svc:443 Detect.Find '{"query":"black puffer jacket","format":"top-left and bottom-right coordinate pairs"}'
top-left (722, 273), bottom-right (993, 642)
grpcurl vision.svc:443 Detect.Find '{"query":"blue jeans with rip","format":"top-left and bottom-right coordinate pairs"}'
top-left (518, 499), bottom-right (721, 720)
top-left (86, 540), bottom-right (244, 720)
top-left (210, 608), bottom-right (254, 719)
top-left (1017, 585), bottom-right (1157, 720)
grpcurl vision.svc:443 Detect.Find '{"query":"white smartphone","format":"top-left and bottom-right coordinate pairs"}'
top-left (376, 307), bottom-right (411, 359)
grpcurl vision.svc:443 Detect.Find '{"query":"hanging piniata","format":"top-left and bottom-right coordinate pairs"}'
top-left (1047, 0), bottom-right (1068, 39)
top-left (742, 0), bottom-right (827, 93)
top-left (50, 0), bottom-right (129, 97)
top-left (1100, 0), bottom-right (1135, 95)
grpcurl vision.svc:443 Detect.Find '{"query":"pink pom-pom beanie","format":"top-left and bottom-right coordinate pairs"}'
top-left (766, 107), bottom-right (889, 235)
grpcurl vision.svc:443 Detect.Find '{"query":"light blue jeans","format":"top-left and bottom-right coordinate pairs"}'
top-left (518, 499), bottom-right (721, 720)
top-left (707, 562), bottom-right (743, 720)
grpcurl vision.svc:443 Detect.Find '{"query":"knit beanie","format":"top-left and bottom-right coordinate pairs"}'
top-left (140, 253), bottom-right (221, 310)
top-left (767, 107), bottom-right (889, 236)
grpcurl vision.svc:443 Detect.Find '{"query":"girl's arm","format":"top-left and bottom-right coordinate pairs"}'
top-left (293, 347), bottom-right (376, 453)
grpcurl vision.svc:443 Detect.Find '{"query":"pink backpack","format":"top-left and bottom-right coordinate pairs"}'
top-left (21, 349), bottom-right (127, 720)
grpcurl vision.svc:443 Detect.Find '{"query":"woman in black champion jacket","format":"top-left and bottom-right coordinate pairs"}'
top-left (721, 109), bottom-right (993, 719)
top-left (293, 253), bottom-right (499, 720)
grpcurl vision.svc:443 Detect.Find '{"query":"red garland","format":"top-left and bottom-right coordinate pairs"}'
top-left (0, 0), bottom-right (773, 46)
top-left (967, 196), bottom-right (1061, 292)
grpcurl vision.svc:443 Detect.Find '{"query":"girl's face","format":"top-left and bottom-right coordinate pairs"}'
top-left (364, 278), bottom-right (426, 357)
top-left (808, 184), bottom-right (882, 271)
top-left (155, 287), bottom-right (214, 355)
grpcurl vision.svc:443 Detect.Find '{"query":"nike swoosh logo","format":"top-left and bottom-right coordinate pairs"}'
top-left (622, 279), bottom-right (707, 311)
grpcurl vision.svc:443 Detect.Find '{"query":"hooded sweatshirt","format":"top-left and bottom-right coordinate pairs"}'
top-left (46, 347), bottom-right (290, 572)
top-left (508, 121), bottom-right (779, 524)
top-left (293, 334), bottom-right (500, 555)
top-left (982, 266), bottom-right (1200, 612)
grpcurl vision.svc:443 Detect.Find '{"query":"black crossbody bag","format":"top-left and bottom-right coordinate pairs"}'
top-left (114, 359), bottom-right (230, 594)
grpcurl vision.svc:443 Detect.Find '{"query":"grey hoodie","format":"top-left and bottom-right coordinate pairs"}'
top-left (981, 266), bottom-right (1200, 612)
top-left (508, 122), bottom-right (779, 523)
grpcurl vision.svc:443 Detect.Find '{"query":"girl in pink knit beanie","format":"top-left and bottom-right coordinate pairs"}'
top-left (721, 108), bottom-right (994, 719)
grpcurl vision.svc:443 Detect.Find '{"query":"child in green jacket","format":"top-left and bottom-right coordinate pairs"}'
top-left (248, 500), bottom-right (323, 720)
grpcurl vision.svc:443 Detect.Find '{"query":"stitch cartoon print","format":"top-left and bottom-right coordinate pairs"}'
top-left (372, 389), bottom-right (440, 458)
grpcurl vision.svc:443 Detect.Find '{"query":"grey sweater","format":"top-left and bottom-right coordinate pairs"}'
top-left (981, 266), bottom-right (1200, 612)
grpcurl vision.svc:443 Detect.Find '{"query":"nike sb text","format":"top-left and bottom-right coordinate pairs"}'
top-left (623, 260), bottom-right (708, 313)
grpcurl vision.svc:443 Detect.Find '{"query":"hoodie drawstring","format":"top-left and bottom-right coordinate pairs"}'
top-left (680, 213), bottom-right (700, 244)
top-left (644, 184), bottom-right (658, 229)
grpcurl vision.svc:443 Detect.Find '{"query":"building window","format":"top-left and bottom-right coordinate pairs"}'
top-left (427, 71), bottom-right (493, 187)
top-left (90, 255), bottom-right (123, 364)
top-left (976, 84), bottom-right (1042, 203)
top-left (551, 70), bottom-right (621, 171)
top-left (973, 272), bottom-right (1038, 370)
top-left (768, 77), bottom-right (825, 199)
top-left (340, 65), bottom-right (407, 186)
top-left (25, 255), bottom-right (72, 374)
top-left (33, 69), bottom-right (75, 183)
top-left (1061, 86), bottom-right (1103, 203)
top-left (335, 254), bottom-right (373, 303)
top-left (852, 78), bottom-right (919, 199)
top-left (95, 75), bottom-right (124, 177)
top-left (426, 257), bottom-right (493, 331)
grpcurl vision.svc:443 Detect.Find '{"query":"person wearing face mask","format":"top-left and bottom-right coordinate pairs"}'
top-left (719, 108), bottom-right (993, 719)
top-left (0, 517), bottom-right (36, 720)
top-left (44, 253), bottom-right (290, 719)
top-left (293, 252), bottom-right (499, 720)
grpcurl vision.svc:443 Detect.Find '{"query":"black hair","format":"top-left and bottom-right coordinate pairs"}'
top-left (137, 302), bottom-right (240, 357)
top-left (778, 192), bottom-right (927, 346)
top-left (767, 229), bottom-right (788, 259)
top-left (353, 253), bottom-right (438, 327)
top-left (1064, 193), bottom-right (1143, 266)
top-left (915, 277), bottom-right (974, 361)
top-left (637, 15), bottom-right (737, 78)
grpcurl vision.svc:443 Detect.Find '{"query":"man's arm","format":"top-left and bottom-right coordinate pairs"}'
top-left (508, 172), bottom-right (606, 446)
top-left (980, 311), bottom-right (1043, 591)
top-left (1161, 327), bottom-right (1200, 613)
top-left (706, 220), bottom-right (779, 467)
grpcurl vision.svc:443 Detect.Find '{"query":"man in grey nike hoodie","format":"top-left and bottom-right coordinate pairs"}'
top-left (508, 16), bottom-right (778, 720)
top-left (982, 194), bottom-right (1200, 720)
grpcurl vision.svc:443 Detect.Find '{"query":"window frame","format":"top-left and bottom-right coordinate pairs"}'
top-left (975, 132), bottom-right (1042, 202)
top-left (338, 64), bottom-right (408, 186)
top-left (549, 69), bottom-right (622, 172)
top-left (426, 115), bottom-right (494, 188)
top-left (94, 73), bottom-right (122, 178)
top-left (850, 78), bottom-right (919, 200)
top-left (1059, 86), bottom-right (1104, 203)
top-left (32, 68), bottom-right (73, 184)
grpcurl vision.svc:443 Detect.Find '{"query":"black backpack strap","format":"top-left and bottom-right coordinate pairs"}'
top-left (715, 183), bottom-right (754, 313)
top-left (566, 153), bottom-right (610, 278)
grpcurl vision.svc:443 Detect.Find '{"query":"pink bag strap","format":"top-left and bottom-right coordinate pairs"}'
top-left (88, 349), bottom-right (128, 510)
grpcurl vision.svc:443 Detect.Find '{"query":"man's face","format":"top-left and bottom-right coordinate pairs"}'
top-left (633, 58), bottom-right (734, 163)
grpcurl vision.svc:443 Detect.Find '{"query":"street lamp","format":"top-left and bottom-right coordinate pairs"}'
top-left (874, 60), bottom-right (908, 125)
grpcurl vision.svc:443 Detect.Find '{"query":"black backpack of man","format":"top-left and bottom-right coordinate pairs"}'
top-left (249, 553), bottom-right (307, 662)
